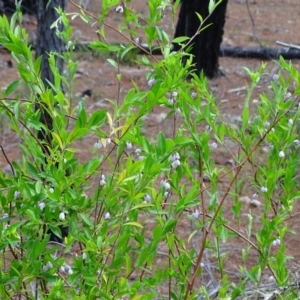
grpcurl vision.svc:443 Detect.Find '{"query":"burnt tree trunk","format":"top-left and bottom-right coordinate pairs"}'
top-left (35, 0), bottom-right (65, 150)
top-left (0, 0), bottom-right (37, 14)
top-left (174, 0), bottom-right (228, 78)
top-left (35, 0), bottom-right (68, 243)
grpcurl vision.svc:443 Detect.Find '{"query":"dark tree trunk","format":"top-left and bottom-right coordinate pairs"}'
top-left (36, 0), bottom-right (65, 88)
top-left (174, 0), bottom-right (228, 78)
top-left (35, 0), bottom-right (65, 150)
top-left (35, 0), bottom-right (68, 243)
top-left (0, 0), bottom-right (37, 14)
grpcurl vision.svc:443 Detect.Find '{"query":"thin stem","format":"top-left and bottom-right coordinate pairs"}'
top-left (69, 0), bottom-right (160, 64)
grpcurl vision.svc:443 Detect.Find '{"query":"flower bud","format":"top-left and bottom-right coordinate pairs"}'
top-left (59, 212), bottom-right (66, 221)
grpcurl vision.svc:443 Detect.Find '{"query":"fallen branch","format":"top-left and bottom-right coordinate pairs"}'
top-left (276, 41), bottom-right (300, 51)
top-left (219, 46), bottom-right (300, 59)
top-left (3, 42), bottom-right (300, 60)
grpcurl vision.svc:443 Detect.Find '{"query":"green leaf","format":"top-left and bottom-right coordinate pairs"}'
top-left (107, 58), bottom-right (118, 69)
top-left (208, 0), bottom-right (215, 14)
top-left (67, 128), bottom-right (89, 143)
top-left (80, 213), bottom-right (93, 228)
top-left (25, 162), bottom-right (39, 179)
top-left (162, 219), bottom-right (177, 235)
top-left (172, 36), bottom-right (190, 44)
top-left (5, 80), bottom-right (20, 96)
top-left (87, 109), bottom-right (107, 128)
top-left (123, 222), bottom-right (143, 229)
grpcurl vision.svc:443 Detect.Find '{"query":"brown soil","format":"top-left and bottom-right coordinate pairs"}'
top-left (1, 0), bottom-right (300, 297)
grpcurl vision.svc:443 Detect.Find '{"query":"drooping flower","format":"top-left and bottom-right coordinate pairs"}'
top-left (191, 209), bottom-right (199, 219)
top-left (59, 212), bottom-right (66, 221)
top-left (115, 5), bottom-right (123, 13)
top-left (94, 141), bottom-right (102, 149)
top-left (104, 212), bottom-right (111, 220)
top-left (160, 180), bottom-right (170, 190)
top-left (147, 78), bottom-right (156, 86)
top-left (126, 141), bottom-right (133, 150)
top-left (171, 159), bottom-right (180, 169)
top-left (100, 174), bottom-right (106, 186)
top-left (38, 202), bottom-right (46, 211)
top-left (14, 190), bottom-right (21, 199)
top-left (260, 186), bottom-right (268, 193)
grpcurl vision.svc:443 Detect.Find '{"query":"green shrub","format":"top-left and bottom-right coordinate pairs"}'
top-left (0, 0), bottom-right (300, 299)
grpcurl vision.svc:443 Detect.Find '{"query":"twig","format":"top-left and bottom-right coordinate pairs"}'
top-left (0, 145), bottom-right (15, 176)
top-left (276, 41), bottom-right (300, 51)
top-left (245, 0), bottom-right (263, 48)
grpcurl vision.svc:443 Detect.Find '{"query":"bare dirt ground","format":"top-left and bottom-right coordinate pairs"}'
top-left (1, 0), bottom-right (300, 297)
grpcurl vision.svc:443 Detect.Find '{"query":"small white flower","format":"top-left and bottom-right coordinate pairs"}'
top-left (134, 37), bottom-right (141, 44)
top-left (268, 275), bottom-right (276, 283)
top-left (68, 268), bottom-right (73, 275)
top-left (147, 78), bottom-right (156, 86)
top-left (82, 252), bottom-right (87, 260)
top-left (126, 141), bottom-right (132, 150)
top-left (171, 159), bottom-right (180, 169)
top-left (138, 155), bottom-right (145, 160)
top-left (115, 5), bottom-right (123, 13)
top-left (261, 186), bottom-right (268, 193)
top-left (170, 153), bottom-right (180, 161)
top-left (294, 139), bottom-right (300, 145)
top-left (172, 91), bottom-right (178, 98)
top-left (200, 262), bottom-right (204, 268)
top-left (284, 92), bottom-right (292, 100)
top-left (264, 121), bottom-right (270, 127)
top-left (272, 238), bottom-right (280, 247)
top-left (176, 108), bottom-right (181, 114)
top-left (63, 158), bottom-right (67, 163)
top-left (143, 194), bottom-right (151, 202)
top-left (94, 141), bottom-right (102, 149)
top-left (252, 193), bottom-right (258, 199)
top-left (49, 187), bottom-right (54, 193)
top-left (278, 151), bottom-right (285, 158)
top-left (168, 98), bottom-right (174, 105)
top-left (288, 119), bottom-right (293, 125)
top-left (191, 91), bottom-right (197, 98)
top-left (43, 261), bottom-right (53, 271)
top-left (160, 180), bottom-right (170, 190)
top-left (107, 138), bottom-right (111, 144)
top-left (205, 125), bottom-right (212, 132)
top-left (100, 174), bottom-right (106, 186)
top-left (42, 265), bottom-right (48, 272)
top-left (210, 142), bottom-right (217, 149)
top-left (191, 209), bottom-right (199, 219)
top-left (164, 191), bottom-right (171, 199)
top-left (14, 190), bottom-right (21, 199)
top-left (272, 74), bottom-right (279, 83)
top-left (38, 202), bottom-right (46, 211)
top-left (59, 212), bottom-right (65, 221)
top-left (59, 265), bottom-right (66, 273)
top-left (65, 40), bottom-right (74, 51)
top-left (104, 212), bottom-right (111, 220)
top-left (135, 148), bottom-right (142, 154)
